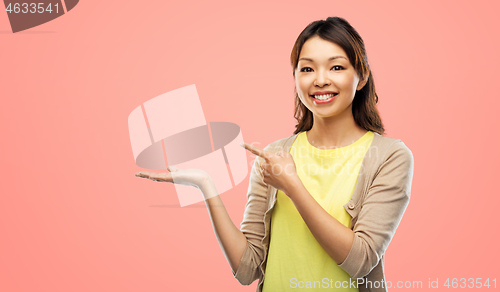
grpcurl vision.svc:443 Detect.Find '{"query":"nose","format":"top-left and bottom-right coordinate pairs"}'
top-left (314, 70), bottom-right (331, 87)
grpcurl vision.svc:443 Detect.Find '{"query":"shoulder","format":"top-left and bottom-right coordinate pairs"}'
top-left (371, 133), bottom-right (414, 176)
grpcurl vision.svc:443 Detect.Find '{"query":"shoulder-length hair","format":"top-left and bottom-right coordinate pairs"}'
top-left (291, 16), bottom-right (385, 135)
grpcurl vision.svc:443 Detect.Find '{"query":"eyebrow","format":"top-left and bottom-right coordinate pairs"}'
top-left (298, 56), bottom-right (347, 62)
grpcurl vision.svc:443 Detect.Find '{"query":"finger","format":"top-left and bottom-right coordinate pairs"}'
top-left (167, 165), bottom-right (180, 172)
top-left (135, 171), bottom-right (151, 178)
top-left (259, 161), bottom-right (269, 176)
top-left (261, 161), bottom-right (270, 177)
top-left (135, 171), bottom-right (173, 183)
top-left (151, 172), bottom-right (173, 182)
top-left (240, 142), bottom-right (271, 159)
top-left (262, 173), bottom-right (269, 185)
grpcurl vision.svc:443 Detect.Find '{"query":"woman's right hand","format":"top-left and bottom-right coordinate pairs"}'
top-left (136, 166), bottom-right (246, 274)
top-left (135, 166), bottom-right (211, 190)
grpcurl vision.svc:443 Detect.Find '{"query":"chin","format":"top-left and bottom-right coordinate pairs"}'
top-left (311, 111), bottom-right (339, 118)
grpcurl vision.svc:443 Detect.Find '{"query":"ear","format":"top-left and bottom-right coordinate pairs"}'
top-left (356, 73), bottom-right (369, 91)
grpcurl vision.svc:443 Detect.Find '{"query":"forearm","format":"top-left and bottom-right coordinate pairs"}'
top-left (285, 178), bottom-right (354, 265)
top-left (201, 180), bottom-right (248, 274)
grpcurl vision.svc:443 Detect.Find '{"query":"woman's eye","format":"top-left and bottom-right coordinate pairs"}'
top-left (299, 66), bottom-right (343, 72)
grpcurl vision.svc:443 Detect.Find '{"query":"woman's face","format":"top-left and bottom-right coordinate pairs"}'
top-left (295, 35), bottom-right (365, 120)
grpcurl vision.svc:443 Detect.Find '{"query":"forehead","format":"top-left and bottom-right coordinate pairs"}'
top-left (299, 36), bottom-right (347, 60)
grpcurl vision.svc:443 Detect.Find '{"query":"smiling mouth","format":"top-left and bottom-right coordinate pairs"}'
top-left (310, 93), bottom-right (338, 100)
top-left (309, 93), bottom-right (338, 105)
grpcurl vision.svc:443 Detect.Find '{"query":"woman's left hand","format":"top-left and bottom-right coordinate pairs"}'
top-left (240, 142), bottom-right (300, 195)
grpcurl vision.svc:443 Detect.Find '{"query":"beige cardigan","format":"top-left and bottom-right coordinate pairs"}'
top-left (232, 132), bottom-right (414, 292)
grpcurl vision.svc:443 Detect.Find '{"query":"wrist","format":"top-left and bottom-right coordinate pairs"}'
top-left (284, 175), bottom-right (303, 198)
top-left (199, 176), bottom-right (219, 200)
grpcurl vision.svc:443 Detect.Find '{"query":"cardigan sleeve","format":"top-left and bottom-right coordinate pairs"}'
top-left (338, 141), bottom-right (414, 279)
top-left (232, 143), bottom-right (273, 285)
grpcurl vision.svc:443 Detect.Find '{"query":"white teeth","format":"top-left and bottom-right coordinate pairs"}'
top-left (313, 93), bottom-right (336, 100)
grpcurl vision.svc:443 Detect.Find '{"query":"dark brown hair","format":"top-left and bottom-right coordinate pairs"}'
top-left (291, 16), bottom-right (385, 135)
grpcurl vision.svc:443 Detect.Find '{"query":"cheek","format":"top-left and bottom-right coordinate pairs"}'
top-left (339, 73), bottom-right (359, 91)
top-left (296, 78), bottom-right (309, 94)
top-left (296, 79), bottom-right (311, 106)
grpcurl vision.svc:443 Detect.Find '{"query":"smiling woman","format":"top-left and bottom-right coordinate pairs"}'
top-left (135, 16), bottom-right (414, 292)
top-left (296, 36), bottom-right (365, 124)
top-left (291, 17), bottom-right (384, 144)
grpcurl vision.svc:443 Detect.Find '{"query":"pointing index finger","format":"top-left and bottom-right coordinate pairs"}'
top-left (240, 142), bottom-right (270, 160)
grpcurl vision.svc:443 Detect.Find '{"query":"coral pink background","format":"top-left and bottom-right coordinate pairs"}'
top-left (1, 0), bottom-right (499, 291)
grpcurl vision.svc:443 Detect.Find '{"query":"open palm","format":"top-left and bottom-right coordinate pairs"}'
top-left (135, 166), bottom-right (211, 190)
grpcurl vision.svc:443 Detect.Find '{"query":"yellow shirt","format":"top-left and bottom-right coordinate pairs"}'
top-left (262, 130), bottom-right (374, 291)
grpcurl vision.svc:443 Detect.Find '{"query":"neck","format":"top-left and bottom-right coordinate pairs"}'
top-left (306, 105), bottom-right (367, 149)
